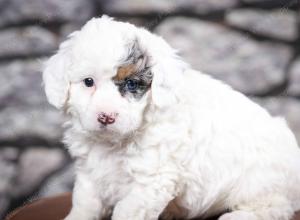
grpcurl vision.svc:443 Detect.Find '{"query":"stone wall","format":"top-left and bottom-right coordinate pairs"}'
top-left (0, 0), bottom-right (299, 218)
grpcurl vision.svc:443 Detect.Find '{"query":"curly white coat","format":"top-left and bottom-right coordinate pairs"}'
top-left (43, 16), bottom-right (300, 220)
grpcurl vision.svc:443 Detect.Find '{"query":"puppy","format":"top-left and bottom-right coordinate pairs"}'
top-left (43, 16), bottom-right (300, 220)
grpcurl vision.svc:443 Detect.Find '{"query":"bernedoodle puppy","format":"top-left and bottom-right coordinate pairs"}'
top-left (43, 16), bottom-right (300, 220)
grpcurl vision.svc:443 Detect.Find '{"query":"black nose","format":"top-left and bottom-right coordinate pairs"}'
top-left (97, 112), bottom-right (116, 125)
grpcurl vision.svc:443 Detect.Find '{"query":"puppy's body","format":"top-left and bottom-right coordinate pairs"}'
top-left (43, 16), bottom-right (300, 220)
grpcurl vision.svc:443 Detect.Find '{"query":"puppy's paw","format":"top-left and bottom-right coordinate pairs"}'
top-left (218, 211), bottom-right (258, 220)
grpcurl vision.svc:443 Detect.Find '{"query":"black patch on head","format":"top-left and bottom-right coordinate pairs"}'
top-left (113, 39), bottom-right (153, 100)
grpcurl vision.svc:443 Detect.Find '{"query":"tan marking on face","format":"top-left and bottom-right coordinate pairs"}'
top-left (114, 64), bottom-right (136, 81)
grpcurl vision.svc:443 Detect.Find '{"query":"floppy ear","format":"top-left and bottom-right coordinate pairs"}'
top-left (135, 29), bottom-right (188, 108)
top-left (43, 40), bottom-right (72, 109)
top-left (151, 55), bottom-right (187, 108)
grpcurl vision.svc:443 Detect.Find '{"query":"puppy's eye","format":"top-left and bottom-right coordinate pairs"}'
top-left (83, 78), bottom-right (94, 87)
top-left (125, 79), bottom-right (138, 92)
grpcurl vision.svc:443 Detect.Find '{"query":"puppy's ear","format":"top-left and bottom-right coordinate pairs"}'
top-left (43, 39), bottom-right (73, 109)
top-left (134, 30), bottom-right (188, 108)
top-left (150, 52), bottom-right (187, 108)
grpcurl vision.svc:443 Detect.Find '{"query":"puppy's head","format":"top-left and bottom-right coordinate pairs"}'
top-left (43, 16), bottom-right (187, 139)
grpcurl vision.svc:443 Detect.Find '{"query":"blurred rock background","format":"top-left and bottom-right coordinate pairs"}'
top-left (0, 0), bottom-right (299, 218)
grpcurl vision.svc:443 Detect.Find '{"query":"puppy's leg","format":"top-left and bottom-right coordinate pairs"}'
top-left (219, 195), bottom-right (294, 220)
top-left (64, 173), bottom-right (107, 220)
top-left (112, 182), bottom-right (176, 220)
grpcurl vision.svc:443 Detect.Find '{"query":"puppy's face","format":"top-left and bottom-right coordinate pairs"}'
top-left (43, 17), bottom-right (156, 139)
top-left (68, 40), bottom-right (152, 137)
top-left (43, 16), bottom-right (185, 140)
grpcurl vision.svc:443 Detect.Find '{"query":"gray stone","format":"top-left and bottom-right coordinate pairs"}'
top-left (155, 17), bottom-right (292, 95)
top-left (0, 147), bottom-right (19, 218)
top-left (0, 26), bottom-right (57, 58)
top-left (12, 148), bottom-right (66, 197)
top-left (118, 17), bottom-right (150, 28)
top-left (288, 57), bottom-right (300, 96)
top-left (226, 9), bottom-right (298, 42)
top-left (100, 0), bottom-right (239, 15)
top-left (38, 163), bottom-right (75, 198)
top-left (0, 0), bottom-right (7, 9)
top-left (0, 147), bottom-right (19, 161)
top-left (0, 196), bottom-right (9, 219)
top-left (178, 0), bottom-right (240, 15)
top-left (101, 0), bottom-right (175, 15)
top-left (0, 107), bottom-right (65, 141)
top-left (0, 147), bottom-right (19, 193)
top-left (0, 60), bottom-right (64, 141)
top-left (0, 0), bottom-right (94, 27)
top-left (241, 0), bottom-right (295, 7)
top-left (253, 97), bottom-right (300, 143)
top-left (59, 23), bottom-right (82, 41)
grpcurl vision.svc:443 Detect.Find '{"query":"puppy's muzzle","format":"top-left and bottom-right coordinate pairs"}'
top-left (97, 112), bottom-right (117, 126)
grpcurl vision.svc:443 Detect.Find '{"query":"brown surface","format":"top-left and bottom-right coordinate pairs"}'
top-left (5, 193), bottom-right (300, 220)
top-left (5, 193), bottom-right (72, 220)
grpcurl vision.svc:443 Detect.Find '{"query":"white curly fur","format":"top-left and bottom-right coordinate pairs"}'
top-left (43, 16), bottom-right (300, 220)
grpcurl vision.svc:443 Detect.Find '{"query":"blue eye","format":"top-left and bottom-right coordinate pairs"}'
top-left (84, 78), bottom-right (94, 87)
top-left (125, 79), bottom-right (138, 92)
